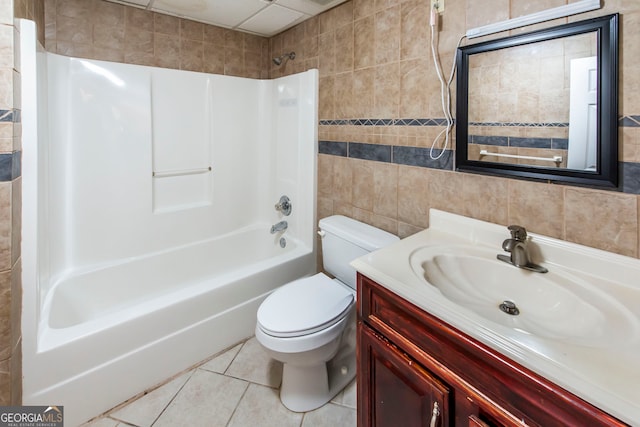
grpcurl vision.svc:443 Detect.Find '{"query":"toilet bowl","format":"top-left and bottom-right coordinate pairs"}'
top-left (255, 215), bottom-right (399, 412)
top-left (255, 273), bottom-right (356, 412)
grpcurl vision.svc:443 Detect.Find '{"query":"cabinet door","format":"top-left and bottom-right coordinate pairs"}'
top-left (358, 323), bottom-right (450, 427)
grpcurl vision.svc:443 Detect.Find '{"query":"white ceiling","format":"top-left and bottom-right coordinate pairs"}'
top-left (108, 0), bottom-right (348, 37)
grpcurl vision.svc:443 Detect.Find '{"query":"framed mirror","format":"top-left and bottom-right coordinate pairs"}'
top-left (456, 14), bottom-right (618, 187)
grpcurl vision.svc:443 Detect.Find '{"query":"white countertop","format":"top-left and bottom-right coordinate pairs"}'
top-left (351, 210), bottom-right (640, 426)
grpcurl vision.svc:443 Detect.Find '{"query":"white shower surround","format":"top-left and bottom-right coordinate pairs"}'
top-left (19, 20), bottom-right (318, 426)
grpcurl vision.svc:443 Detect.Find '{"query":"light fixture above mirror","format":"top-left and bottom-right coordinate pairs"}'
top-left (465, 0), bottom-right (602, 39)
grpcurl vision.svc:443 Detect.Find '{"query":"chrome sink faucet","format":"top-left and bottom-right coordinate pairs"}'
top-left (497, 225), bottom-right (548, 273)
top-left (270, 220), bottom-right (288, 234)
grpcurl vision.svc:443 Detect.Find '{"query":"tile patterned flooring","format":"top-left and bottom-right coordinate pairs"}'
top-left (81, 337), bottom-right (357, 427)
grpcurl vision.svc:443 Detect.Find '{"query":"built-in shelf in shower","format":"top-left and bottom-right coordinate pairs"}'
top-left (151, 70), bottom-right (213, 213)
top-left (152, 167), bottom-right (213, 213)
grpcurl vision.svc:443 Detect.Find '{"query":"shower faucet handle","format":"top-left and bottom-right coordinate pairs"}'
top-left (275, 195), bottom-right (292, 216)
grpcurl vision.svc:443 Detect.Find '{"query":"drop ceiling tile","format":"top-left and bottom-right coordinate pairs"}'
top-left (104, 0), bottom-right (348, 37)
top-left (238, 4), bottom-right (306, 36)
top-left (276, 0), bottom-right (346, 15)
top-left (152, 0), bottom-right (268, 28)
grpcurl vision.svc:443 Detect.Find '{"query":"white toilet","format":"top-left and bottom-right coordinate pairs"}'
top-left (255, 215), bottom-right (399, 412)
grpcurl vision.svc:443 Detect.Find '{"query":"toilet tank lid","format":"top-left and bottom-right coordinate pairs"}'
top-left (319, 215), bottom-right (399, 252)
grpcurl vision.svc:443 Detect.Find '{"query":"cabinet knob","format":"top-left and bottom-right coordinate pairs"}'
top-left (430, 402), bottom-right (440, 427)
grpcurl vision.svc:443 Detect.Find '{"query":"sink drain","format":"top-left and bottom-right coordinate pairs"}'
top-left (499, 300), bottom-right (520, 316)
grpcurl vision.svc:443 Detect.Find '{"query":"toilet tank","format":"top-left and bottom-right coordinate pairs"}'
top-left (318, 215), bottom-right (399, 290)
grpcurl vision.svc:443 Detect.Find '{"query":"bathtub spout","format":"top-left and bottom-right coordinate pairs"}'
top-left (271, 221), bottom-right (288, 234)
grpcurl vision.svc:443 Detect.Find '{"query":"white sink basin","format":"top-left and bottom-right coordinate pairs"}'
top-left (409, 245), bottom-right (639, 348)
top-left (352, 209), bottom-right (640, 425)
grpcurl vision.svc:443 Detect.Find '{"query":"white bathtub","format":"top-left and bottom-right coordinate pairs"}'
top-left (19, 19), bottom-right (319, 426)
top-left (31, 225), bottom-right (314, 425)
top-left (43, 225), bottom-right (312, 344)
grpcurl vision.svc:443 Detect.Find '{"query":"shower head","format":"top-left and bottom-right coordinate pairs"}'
top-left (273, 52), bottom-right (296, 66)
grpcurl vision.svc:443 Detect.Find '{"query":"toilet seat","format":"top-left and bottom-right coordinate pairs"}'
top-left (257, 273), bottom-right (354, 338)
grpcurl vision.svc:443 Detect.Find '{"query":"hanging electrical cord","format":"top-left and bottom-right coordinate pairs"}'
top-left (429, 6), bottom-right (466, 160)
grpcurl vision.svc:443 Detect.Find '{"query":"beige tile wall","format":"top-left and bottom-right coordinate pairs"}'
top-left (269, 0), bottom-right (640, 258)
top-left (44, 0), bottom-right (270, 78)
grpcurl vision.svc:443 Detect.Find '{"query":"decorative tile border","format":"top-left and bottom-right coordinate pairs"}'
top-left (349, 142), bottom-right (391, 162)
top-left (393, 146), bottom-right (453, 169)
top-left (0, 109), bottom-right (21, 123)
top-left (0, 151), bottom-right (21, 181)
top-left (621, 162), bottom-right (640, 194)
top-left (470, 121), bottom-right (569, 128)
top-left (318, 140), bottom-right (347, 157)
top-left (319, 140), bottom-right (454, 171)
top-left (319, 115), bottom-right (640, 195)
top-left (619, 115), bottom-right (640, 127)
top-left (320, 140), bottom-right (640, 194)
top-left (319, 118), bottom-right (449, 126)
top-left (0, 109), bottom-right (22, 181)
top-left (320, 116), bottom-right (640, 128)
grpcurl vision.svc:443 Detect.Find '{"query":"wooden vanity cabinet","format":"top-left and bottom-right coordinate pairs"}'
top-left (356, 274), bottom-right (628, 427)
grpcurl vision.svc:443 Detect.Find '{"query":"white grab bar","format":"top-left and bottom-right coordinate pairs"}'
top-left (479, 150), bottom-right (563, 163)
top-left (152, 166), bottom-right (212, 178)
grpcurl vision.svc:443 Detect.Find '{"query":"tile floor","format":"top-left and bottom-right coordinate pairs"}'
top-left (81, 337), bottom-right (357, 427)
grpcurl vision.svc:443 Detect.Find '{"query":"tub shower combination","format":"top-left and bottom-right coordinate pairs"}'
top-left (19, 20), bottom-right (318, 426)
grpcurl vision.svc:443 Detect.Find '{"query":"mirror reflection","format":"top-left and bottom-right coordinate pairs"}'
top-left (467, 32), bottom-right (597, 170)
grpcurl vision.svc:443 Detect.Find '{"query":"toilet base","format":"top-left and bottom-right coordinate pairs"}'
top-left (280, 344), bottom-right (356, 412)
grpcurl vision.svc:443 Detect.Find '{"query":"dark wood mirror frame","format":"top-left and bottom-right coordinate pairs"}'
top-left (456, 14), bottom-right (619, 187)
